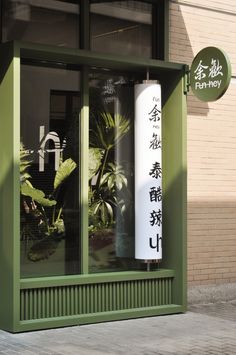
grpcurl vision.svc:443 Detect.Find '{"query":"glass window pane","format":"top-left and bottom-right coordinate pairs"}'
top-left (90, 1), bottom-right (152, 58)
top-left (20, 63), bottom-right (80, 278)
top-left (2, 0), bottom-right (80, 48)
top-left (89, 70), bottom-right (139, 273)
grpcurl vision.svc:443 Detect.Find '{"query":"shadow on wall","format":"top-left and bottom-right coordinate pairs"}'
top-left (169, 1), bottom-right (236, 287)
top-left (169, 1), bottom-right (210, 116)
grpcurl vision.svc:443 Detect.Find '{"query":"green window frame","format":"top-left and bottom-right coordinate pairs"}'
top-left (0, 2), bottom-right (188, 333)
top-left (0, 39), bottom-right (187, 277)
top-left (0, 39), bottom-right (187, 332)
top-left (0, 0), bottom-right (169, 279)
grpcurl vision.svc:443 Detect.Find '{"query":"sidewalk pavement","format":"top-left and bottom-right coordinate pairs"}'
top-left (0, 301), bottom-right (236, 355)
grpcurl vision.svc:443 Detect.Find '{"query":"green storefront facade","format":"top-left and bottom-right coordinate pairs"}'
top-left (0, 0), bottom-right (187, 332)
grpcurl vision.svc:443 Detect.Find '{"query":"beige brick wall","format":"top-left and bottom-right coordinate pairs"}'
top-left (169, 0), bottom-right (236, 285)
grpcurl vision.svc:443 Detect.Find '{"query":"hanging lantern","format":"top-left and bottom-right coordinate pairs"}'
top-left (134, 80), bottom-right (162, 261)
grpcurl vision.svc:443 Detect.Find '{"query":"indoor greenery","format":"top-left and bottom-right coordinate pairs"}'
top-left (20, 142), bottom-right (77, 261)
top-left (88, 111), bottom-right (131, 235)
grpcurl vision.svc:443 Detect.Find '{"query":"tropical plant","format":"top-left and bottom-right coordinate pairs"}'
top-left (88, 111), bottom-right (131, 235)
top-left (90, 113), bottom-right (129, 189)
top-left (20, 143), bottom-right (77, 261)
top-left (20, 142), bottom-right (32, 183)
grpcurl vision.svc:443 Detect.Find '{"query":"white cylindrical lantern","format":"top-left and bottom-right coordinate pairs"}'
top-left (135, 81), bottom-right (162, 261)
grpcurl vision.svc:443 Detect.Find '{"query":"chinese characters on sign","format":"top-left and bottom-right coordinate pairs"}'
top-left (135, 82), bottom-right (162, 260)
top-left (194, 58), bottom-right (223, 90)
top-left (190, 46), bottom-right (231, 102)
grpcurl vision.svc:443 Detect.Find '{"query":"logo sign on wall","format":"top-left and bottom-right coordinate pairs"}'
top-left (190, 46), bottom-right (231, 102)
top-left (135, 81), bottom-right (162, 261)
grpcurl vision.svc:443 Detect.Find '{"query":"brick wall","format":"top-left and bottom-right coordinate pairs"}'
top-left (169, 0), bottom-right (236, 285)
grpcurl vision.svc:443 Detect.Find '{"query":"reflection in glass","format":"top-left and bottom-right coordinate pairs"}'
top-left (90, 1), bottom-right (152, 58)
top-left (89, 70), bottom-right (138, 273)
top-left (2, 0), bottom-right (80, 48)
top-left (20, 64), bottom-right (80, 277)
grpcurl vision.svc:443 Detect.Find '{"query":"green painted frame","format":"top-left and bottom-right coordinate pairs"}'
top-left (0, 40), bottom-right (187, 332)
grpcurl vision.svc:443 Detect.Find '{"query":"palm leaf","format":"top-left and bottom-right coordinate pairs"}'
top-left (54, 158), bottom-right (77, 190)
top-left (90, 112), bottom-right (130, 150)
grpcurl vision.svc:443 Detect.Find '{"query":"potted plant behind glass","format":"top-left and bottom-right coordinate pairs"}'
top-left (20, 142), bottom-right (77, 261)
top-left (88, 80), bottom-right (135, 271)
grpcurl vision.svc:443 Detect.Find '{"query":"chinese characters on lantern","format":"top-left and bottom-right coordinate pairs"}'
top-left (135, 82), bottom-right (162, 260)
top-left (194, 57), bottom-right (223, 90)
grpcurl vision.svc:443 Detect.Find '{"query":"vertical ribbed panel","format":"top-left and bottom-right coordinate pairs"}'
top-left (20, 277), bottom-right (173, 321)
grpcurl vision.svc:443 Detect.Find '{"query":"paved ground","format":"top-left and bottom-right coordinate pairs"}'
top-left (0, 301), bottom-right (236, 354)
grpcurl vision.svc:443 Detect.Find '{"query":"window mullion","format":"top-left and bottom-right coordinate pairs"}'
top-left (80, 65), bottom-right (89, 274)
top-left (152, 0), bottom-right (165, 60)
top-left (80, 0), bottom-right (90, 50)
